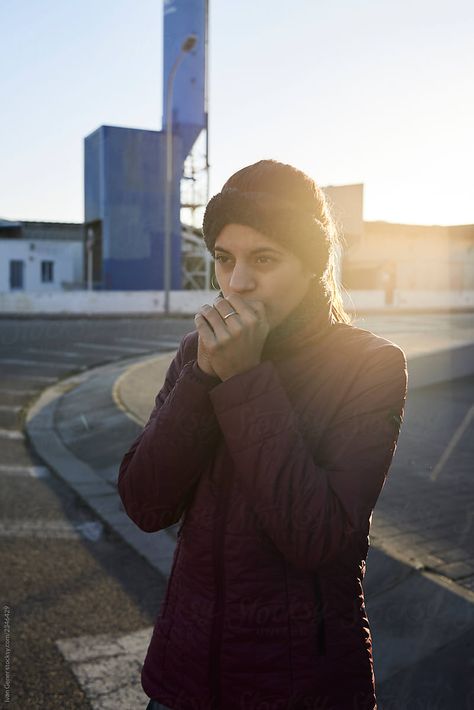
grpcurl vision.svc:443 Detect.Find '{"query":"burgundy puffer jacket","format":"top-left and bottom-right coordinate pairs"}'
top-left (118, 300), bottom-right (408, 710)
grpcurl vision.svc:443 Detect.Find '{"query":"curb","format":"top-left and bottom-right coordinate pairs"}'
top-left (24, 356), bottom-right (180, 580)
top-left (111, 353), bottom-right (175, 426)
top-left (408, 341), bottom-right (474, 388)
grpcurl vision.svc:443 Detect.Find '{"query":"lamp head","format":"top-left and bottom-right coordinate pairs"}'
top-left (182, 34), bottom-right (197, 52)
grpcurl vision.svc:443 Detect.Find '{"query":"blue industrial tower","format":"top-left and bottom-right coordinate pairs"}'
top-left (84, 0), bottom-right (208, 290)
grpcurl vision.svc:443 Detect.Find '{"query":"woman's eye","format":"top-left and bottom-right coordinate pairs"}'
top-left (214, 255), bottom-right (274, 265)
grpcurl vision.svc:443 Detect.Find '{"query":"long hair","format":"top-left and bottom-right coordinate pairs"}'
top-left (219, 159), bottom-right (353, 325)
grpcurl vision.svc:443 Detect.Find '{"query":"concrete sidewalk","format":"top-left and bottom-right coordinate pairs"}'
top-left (25, 313), bottom-right (474, 708)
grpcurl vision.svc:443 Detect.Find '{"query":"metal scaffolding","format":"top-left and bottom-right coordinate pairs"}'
top-left (180, 129), bottom-right (213, 290)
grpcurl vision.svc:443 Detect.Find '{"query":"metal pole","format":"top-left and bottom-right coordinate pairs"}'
top-left (204, 0), bottom-right (211, 291)
top-left (87, 227), bottom-right (94, 291)
top-left (204, 113), bottom-right (211, 291)
top-left (164, 56), bottom-right (181, 315)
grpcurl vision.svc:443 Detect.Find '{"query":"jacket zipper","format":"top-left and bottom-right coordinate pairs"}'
top-left (208, 467), bottom-right (232, 710)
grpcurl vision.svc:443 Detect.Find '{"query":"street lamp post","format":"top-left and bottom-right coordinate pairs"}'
top-left (86, 226), bottom-right (95, 291)
top-left (163, 34), bottom-right (197, 315)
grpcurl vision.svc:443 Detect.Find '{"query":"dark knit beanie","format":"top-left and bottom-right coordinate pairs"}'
top-left (201, 187), bottom-right (330, 274)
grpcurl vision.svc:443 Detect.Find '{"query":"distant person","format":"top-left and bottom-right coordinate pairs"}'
top-left (381, 263), bottom-right (396, 306)
top-left (118, 159), bottom-right (408, 710)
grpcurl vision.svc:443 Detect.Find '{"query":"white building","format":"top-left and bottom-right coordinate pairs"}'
top-left (321, 186), bottom-right (474, 294)
top-left (0, 219), bottom-right (84, 292)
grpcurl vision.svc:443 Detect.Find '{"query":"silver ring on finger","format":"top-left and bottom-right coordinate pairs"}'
top-left (223, 310), bottom-right (238, 321)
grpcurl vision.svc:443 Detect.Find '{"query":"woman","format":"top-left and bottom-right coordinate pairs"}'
top-left (118, 159), bottom-right (408, 710)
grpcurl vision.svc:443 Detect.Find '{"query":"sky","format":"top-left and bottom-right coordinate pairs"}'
top-left (1, 0), bottom-right (473, 227)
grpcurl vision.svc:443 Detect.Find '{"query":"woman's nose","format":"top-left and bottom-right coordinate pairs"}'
top-left (229, 264), bottom-right (256, 292)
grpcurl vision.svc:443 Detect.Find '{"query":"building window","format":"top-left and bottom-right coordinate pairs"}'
top-left (9, 260), bottom-right (24, 290)
top-left (41, 260), bottom-right (54, 283)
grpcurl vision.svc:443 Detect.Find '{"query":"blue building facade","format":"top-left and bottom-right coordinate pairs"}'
top-left (84, 0), bottom-right (207, 290)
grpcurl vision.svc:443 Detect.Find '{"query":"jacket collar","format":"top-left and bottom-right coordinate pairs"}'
top-left (261, 280), bottom-right (335, 362)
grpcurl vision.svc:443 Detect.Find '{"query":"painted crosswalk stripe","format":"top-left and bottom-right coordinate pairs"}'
top-left (0, 358), bottom-right (73, 370)
top-left (56, 627), bottom-right (153, 709)
top-left (115, 338), bottom-right (160, 348)
top-left (0, 428), bottom-right (24, 439)
top-left (24, 347), bottom-right (82, 359)
top-left (5, 373), bottom-right (56, 383)
top-left (116, 336), bottom-right (180, 348)
top-left (156, 340), bottom-right (181, 349)
top-left (73, 342), bottom-right (147, 354)
top-left (0, 387), bottom-right (38, 396)
top-left (0, 464), bottom-right (50, 478)
top-left (0, 520), bottom-right (103, 541)
top-left (0, 405), bottom-right (21, 412)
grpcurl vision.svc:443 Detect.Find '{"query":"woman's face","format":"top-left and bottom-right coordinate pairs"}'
top-left (214, 223), bottom-right (314, 330)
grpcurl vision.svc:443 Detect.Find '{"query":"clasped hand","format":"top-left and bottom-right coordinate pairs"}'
top-left (194, 293), bottom-right (270, 381)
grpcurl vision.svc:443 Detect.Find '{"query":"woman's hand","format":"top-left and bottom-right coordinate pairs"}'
top-left (196, 329), bottom-right (220, 377)
top-left (194, 293), bottom-right (270, 382)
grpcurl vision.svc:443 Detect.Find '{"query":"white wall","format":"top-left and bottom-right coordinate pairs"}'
top-left (352, 223), bottom-right (474, 291)
top-left (1, 289), bottom-right (472, 315)
top-left (395, 290), bottom-right (474, 308)
top-left (0, 239), bottom-right (83, 292)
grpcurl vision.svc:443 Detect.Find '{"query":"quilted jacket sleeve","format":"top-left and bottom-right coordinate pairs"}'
top-left (117, 333), bottom-right (222, 532)
top-left (208, 343), bottom-right (408, 572)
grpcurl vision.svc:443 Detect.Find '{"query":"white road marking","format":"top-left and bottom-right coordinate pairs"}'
top-left (0, 520), bottom-right (103, 540)
top-left (76, 521), bottom-right (104, 541)
top-left (0, 404), bottom-right (21, 412)
top-left (115, 338), bottom-right (160, 348)
top-left (73, 342), bottom-right (147, 354)
top-left (430, 403), bottom-right (474, 482)
top-left (4, 373), bottom-right (56, 383)
top-left (0, 464), bottom-right (50, 478)
top-left (24, 347), bottom-right (82, 359)
top-left (116, 336), bottom-right (180, 348)
top-left (0, 358), bottom-right (73, 370)
top-left (156, 340), bottom-right (181, 349)
top-left (0, 428), bottom-right (24, 439)
top-left (80, 414), bottom-right (89, 431)
top-left (0, 388), bottom-right (38, 396)
top-left (55, 627), bottom-right (153, 709)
